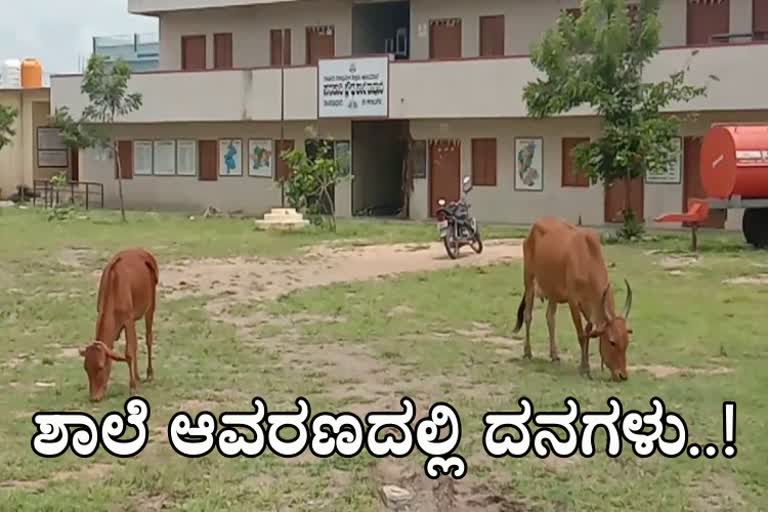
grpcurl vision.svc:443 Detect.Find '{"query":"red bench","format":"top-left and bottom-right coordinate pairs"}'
top-left (654, 198), bottom-right (710, 251)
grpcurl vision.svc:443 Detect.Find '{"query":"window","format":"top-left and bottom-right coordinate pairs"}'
top-left (133, 141), bottom-right (153, 176)
top-left (181, 35), bottom-right (206, 71)
top-left (275, 140), bottom-right (295, 181)
top-left (429, 18), bottom-right (462, 59)
top-left (198, 140), bottom-right (218, 181)
top-left (561, 137), bottom-right (590, 187)
top-left (686, 0), bottom-right (730, 45)
top-left (214, 33), bottom-right (233, 69)
top-left (471, 138), bottom-right (497, 186)
top-left (564, 8), bottom-right (581, 20)
top-left (117, 140), bottom-right (134, 179)
top-left (153, 140), bottom-right (176, 175)
top-left (270, 29), bottom-right (292, 66)
top-left (177, 140), bottom-right (198, 176)
top-left (480, 15), bottom-right (504, 57)
top-left (306, 26), bottom-right (334, 65)
top-left (754, 0), bottom-right (768, 40)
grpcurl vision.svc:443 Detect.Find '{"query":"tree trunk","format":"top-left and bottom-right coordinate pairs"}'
top-left (113, 142), bottom-right (127, 222)
top-left (322, 184), bottom-right (336, 232)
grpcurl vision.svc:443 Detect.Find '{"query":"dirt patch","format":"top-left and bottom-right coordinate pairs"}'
top-left (723, 274), bottom-right (768, 285)
top-left (689, 473), bottom-right (745, 511)
top-left (658, 255), bottom-right (699, 270)
top-left (373, 458), bottom-right (530, 511)
top-left (157, 239), bottom-right (522, 304)
top-left (0, 463), bottom-right (114, 491)
top-left (632, 364), bottom-right (734, 379)
top-left (58, 247), bottom-right (93, 268)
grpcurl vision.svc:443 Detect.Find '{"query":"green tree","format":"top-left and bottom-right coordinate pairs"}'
top-left (0, 104), bottom-right (18, 151)
top-left (523, 0), bottom-right (711, 237)
top-left (51, 55), bottom-right (142, 222)
top-left (281, 140), bottom-right (352, 232)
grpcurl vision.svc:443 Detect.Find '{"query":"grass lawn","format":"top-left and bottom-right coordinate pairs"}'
top-left (0, 206), bottom-right (766, 511)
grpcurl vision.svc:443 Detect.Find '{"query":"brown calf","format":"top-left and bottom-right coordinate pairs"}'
top-left (512, 217), bottom-right (633, 381)
top-left (79, 248), bottom-right (159, 401)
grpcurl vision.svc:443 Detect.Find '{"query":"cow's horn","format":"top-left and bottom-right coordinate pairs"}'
top-left (602, 286), bottom-right (613, 322)
top-left (623, 278), bottom-right (633, 319)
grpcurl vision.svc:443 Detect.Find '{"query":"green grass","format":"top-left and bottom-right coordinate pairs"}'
top-left (0, 206), bottom-right (765, 511)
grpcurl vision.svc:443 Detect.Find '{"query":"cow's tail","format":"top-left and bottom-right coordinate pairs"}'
top-left (513, 294), bottom-right (526, 334)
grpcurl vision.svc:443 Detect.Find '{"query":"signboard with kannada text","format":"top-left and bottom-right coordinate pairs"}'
top-left (318, 56), bottom-right (389, 118)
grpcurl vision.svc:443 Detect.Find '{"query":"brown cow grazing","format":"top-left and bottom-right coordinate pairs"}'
top-left (512, 217), bottom-right (633, 381)
top-left (78, 248), bottom-right (159, 401)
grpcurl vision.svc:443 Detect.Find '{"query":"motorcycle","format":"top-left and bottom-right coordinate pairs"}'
top-left (435, 176), bottom-right (483, 259)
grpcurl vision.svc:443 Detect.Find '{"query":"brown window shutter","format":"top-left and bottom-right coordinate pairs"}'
top-left (756, 0), bottom-right (768, 39)
top-left (479, 15), bottom-right (504, 57)
top-left (561, 137), bottom-right (590, 187)
top-left (686, 0), bottom-right (730, 45)
top-left (116, 140), bottom-right (133, 180)
top-left (214, 33), bottom-right (233, 69)
top-left (429, 18), bottom-right (462, 59)
top-left (471, 138), bottom-right (497, 186)
top-left (181, 35), bottom-right (206, 71)
top-left (275, 139), bottom-right (295, 181)
top-left (198, 140), bottom-right (218, 181)
top-left (306, 26), bottom-right (335, 65)
top-left (270, 29), bottom-right (292, 66)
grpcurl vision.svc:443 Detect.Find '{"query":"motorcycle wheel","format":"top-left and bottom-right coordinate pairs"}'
top-left (444, 234), bottom-right (460, 260)
top-left (471, 230), bottom-right (484, 254)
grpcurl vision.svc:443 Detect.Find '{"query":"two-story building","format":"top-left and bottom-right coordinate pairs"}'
top-left (50, 0), bottom-right (768, 229)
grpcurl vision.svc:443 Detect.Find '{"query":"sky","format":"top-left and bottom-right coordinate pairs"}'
top-left (0, 0), bottom-right (157, 75)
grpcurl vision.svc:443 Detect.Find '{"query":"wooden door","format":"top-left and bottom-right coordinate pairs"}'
top-left (683, 136), bottom-right (726, 228)
top-left (429, 19), bottom-right (462, 59)
top-left (181, 35), bottom-right (206, 71)
top-left (270, 29), bottom-right (292, 66)
top-left (429, 140), bottom-right (461, 217)
top-left (604, 176), bottom-right (643, 223)
top-left (686, 0), bottom-right (730, 44)
top-left (306, 26), bottom-right (334, 65)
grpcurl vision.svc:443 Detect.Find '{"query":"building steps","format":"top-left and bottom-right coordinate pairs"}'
top-left (254, 207), bottom-right (310, 230)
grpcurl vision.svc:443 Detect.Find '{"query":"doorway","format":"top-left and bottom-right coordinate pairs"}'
top-left (352, 120), bottom-right (408, 217)
top-left (352, 1), bottom-right (410, 59)
top-left (683, 136), bottom-right (726, 228)
top-left (604, 176), bottom-right (644, 223)
top-left (429, 140), bottom-right (461, 218)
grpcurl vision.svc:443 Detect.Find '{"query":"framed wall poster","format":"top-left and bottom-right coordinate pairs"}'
top-left (37, 127), bottom-right (66, 151)
top-left (514, 137), bottom-right (544, 191)
top-left (176, 140), bottom-right (198, 176)
top-left (248, 139), bottom-right (273, 177)
top-left (37, 150), bottom-right (68, 168)
top-left (133, 141), bottom-right (153, 175)
top-left (334, 140), bottom-right (351, 175)
top-left (645, 136), bottom-right (682, 184)
top-left (411, 140), bottom-right (428, 179)
top-left (153, 140), bottom-right (177, 175)
top-left (219, 139), bottom-right (243, 176)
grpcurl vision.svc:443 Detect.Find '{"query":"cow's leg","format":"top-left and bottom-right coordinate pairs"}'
top-left (145, 304), bottom-right (155, 383)
top-left (124, 320), bottom-right (140, 394)
top-left (546, 300), bottom-right (560, 363)
top-left (522, 282), bottom-right (535, 360)
top-left (568, 302), bottom-right (591, 378)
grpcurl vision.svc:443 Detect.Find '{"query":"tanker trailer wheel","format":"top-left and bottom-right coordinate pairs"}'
top-left (742, 208), bottom-right (768, 249)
